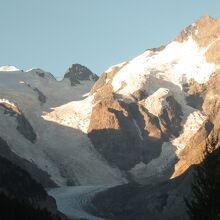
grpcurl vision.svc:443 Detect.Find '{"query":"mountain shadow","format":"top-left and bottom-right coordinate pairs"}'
top-left (89, 166), bottom-right (195, 220)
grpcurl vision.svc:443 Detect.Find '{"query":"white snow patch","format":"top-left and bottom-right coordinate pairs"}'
top-left (0, 66), bottom-right (20, 72)
top-left (195, 29), bottom-right (199, 35)
top-left (173, 111), bottom-right (207, 152)
top-left (105, 78), bottom-right (110, 83)
top-left (82, 92), bottom-right (90, 97)
top-left (132, 119), bottom-right (143, 140)
top-left (42, 94), bottom-right (95, 133)
top-left (140, 88), bottom-right (170, 116)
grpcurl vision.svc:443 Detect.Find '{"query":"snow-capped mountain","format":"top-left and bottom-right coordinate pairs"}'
top-left (87, 15), bottom-right (220, 184)
top-left (87, 15), bottom-right (220, 220)
top-left (1, 15), bottom-right (220, 219)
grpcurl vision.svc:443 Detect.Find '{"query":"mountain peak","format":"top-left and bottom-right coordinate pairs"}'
top-left (64, 63), bottom-right (98, 86)
top-left (176, 15), bottom-right (220, 44)
top-left (175, 15), bottom-right (220, 65)
top-left (196, 14), bottom-right (216, 23)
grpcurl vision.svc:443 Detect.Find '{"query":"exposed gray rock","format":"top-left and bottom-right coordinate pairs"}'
top-left (23, 82), bottom-right (47, 105)
top-left (34, 68), bottom-right (56, 80)
top-left (64, 64), bottom-right (98, 86)
top-left (33, 88), bottom-right (47, 105)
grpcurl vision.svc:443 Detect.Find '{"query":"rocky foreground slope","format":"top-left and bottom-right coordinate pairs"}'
top-left (0, 15), bottom-right (220, 220)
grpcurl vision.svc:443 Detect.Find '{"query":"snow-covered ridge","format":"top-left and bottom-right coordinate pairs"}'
top-left (112, 37), bottom-right (217, 96)
top-left (105, 61), bottom-right (127, 74)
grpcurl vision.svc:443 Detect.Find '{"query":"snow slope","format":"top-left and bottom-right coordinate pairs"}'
top-left (112, 37), bottom-right (217, 96)
top-left (0, 68), bottom-right (126, 186)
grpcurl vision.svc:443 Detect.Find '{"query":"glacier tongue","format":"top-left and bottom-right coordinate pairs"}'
top-left (48, 186), bottom-right (108, 220)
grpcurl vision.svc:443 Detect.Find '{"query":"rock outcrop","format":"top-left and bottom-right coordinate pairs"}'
top-left (64, 64), bottom-right (98, 86)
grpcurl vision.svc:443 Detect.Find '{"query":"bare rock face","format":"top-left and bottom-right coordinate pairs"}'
top-left (183, 80), bottom-right (205, 110)
top-left (158, 95), bottom-right (183, 138)
top-left (88, 97), bottom-right (142, 170)
top-left (33, 68), bottom-right (56, 80)
top-left (89, 80), bottom-right (160, 170)
top-left (64, 64), bottom-right (98, 86)
top-left (132, 89), bottom-right (148, 101)
top-left (202, 71), bottom-right (220, 116)
top-left (172, 71), bottom-right (220, 178)
top-left (176, 15), bottom-right (219, 46)
top-left (88, 75), bottom-right (183, 171)
top-left (90, 62), bottom-right (129, 95)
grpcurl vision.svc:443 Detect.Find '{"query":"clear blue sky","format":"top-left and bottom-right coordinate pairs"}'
top-left (0, 0), bottom-right (220, 79)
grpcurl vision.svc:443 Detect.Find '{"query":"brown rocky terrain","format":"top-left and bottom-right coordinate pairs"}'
top-left (176, 15), bottom-right (220, 64)
top-left (172, 70), bottom-right (220, 177)
top-left (88, 74), bottom-right (183, 172)
top-left (87, 15), bottom-right (220, 184)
